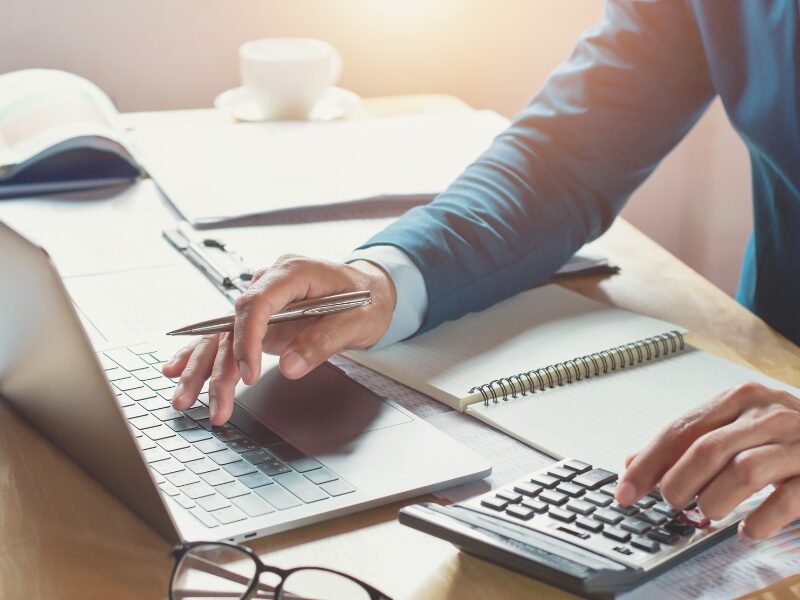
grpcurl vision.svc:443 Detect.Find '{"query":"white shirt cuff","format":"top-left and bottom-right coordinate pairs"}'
top-left (345, 245), bottom-right (428, 348)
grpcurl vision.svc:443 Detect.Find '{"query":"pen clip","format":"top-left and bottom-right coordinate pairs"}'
top-left (302, 298), bottom-right (371, 315)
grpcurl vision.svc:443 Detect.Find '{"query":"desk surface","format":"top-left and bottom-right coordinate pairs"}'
top-left (2, 97), bottom-right (799, 599)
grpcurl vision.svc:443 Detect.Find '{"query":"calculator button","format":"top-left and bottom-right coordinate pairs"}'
top-left (566, 500), bottom-right (596, 516)
top-left (648, 489), bottom-right (664, 501)
top-left (531, 474), bottom-right (560, 489)
top-left (602, 526), bottom-right (631, 543)
top-left (648, 527), bottom-right (680, 545)
top-left (612, 545), bottom-right (633, 556)
top-left (547, 466), bottom-right (575, 481)
top-left (635, 496), bottom-right (656, 509)
top-left (513, 482), bottom-right (543, 497)
top-left (620, 518), bottom-right (651, 535)
top-left (562, 459), bottom-right (592, 474)
top-left (521, 498), bottom-right (549, 513)
top-left (556, 525), bottom-right (590, 540)
top-left (539, 490), bottom-right (569, 506)
top-left (593, 508), bottom-right (624, 525)
top-left (481, 496), bottom-right (509, 511)
top-left (609, 502), bottom-right (639, 516)
top-left (575, 517), bottom-right (603, 533)
top-left (652, 501), bottom-right (681, 518)
top-left (584, 491), bottom-right (613, 507)
top-left (665, 520), bottom-right (695, 537)
top-left (637, 509), bottom-right (669, 526)
top-left (496, 490), bottom-right (523, 504)
top-left (572, 469), bottom-right (617, 490)
top-left (556, 482), bottom-right (585, 498)
top-left (549, 507), bottom-right (576, 523)
top-left (599, 482), bottom-right (618, 497)
top-left (631, 537), bottom-right (661, 553)
top-left (506, 504), bottom-right (536, 521)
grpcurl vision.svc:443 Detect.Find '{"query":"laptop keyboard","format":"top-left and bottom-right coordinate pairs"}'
top-left (100, 344), bottom-right (356, 529)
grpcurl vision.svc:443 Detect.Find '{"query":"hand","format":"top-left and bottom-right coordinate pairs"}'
top-left (161, 254), bottom-right (396, 426)
top-left (615, 382), bottom-right (800, 540)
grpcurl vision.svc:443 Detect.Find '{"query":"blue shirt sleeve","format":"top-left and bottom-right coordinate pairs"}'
top-left (359, 0), bottom-right (716, 334)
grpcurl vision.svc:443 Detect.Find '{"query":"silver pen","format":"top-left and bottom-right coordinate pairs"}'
top-left (166, 291), bottom-right (372, 336)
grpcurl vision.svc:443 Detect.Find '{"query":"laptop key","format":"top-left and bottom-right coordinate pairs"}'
top-left (98, 355), bottom-right (118, 370)
top-left (104, 367), bottom-right (129, 381)
top-left (143, 447), bottom-right (170, 463)
top-left (123, 404), bottom-right (148, 420)
top-left (130, 415), bottom-right (162, 430)
top-left (105, 348), bottom-right (149, 371)
top-left (254, 484), bottom-right (303, 510)
top-left (273, 472), bottom-right (329, 503)
top-left (212, 505), bottom-right (248, 525)
top-left (117, 395), bottom-right (134, 408)
top-left (241, 450), bottom-right (271, 465)
top-left (127, 387), bottom-right (157, 401)
top-left (257, 461), bottom-right (292, 477)
top-left (141, 354), bottom-right (159, 365)
top-left (131, 367), bottom-right (163, 381)
top-left (304, 468), bottom-right (338, 485)
top-left (226, 438), bottom-right (260, 454)
top-left (213, 428), bottom-right (245, 443)
top-left (140, 397), bottom-right (170, 412)
top-left (165, 470), bottom-right (201, 487)
top-left (180, 428), bottom-right (213, 443)
top-left (174, 495), bottom-right (195, 509)
top-left (184, 405), bottom-right (210, 421)
top-left (137, 437), bottom-right (157, 451)
top-left (183, 481), bottom-right (216, 499)
top-left (166, 417), bottom-right (198, 432)
top-left (172, 447), bottom-right (205, 463)
top-left (232, 493), bottom-right (275, 517)
top-left (196, 494), bottom-right (231, 512)
top-left (158, 436), bottom-right (189, 452)
top-left (288, 457), bottom-right (323, 473)
top-left (152, 459), bottom-right (185, 475)
top-left (210, 449), bottom-right (242, 466)
top-left (223, 461), bottom-right (258, 477)
top-left (113, 378), bottom-right (144, 392)
top-left (195, 438), bottom-right (228, 454)
top-left (144, 425), bottom-right (176, 441)
top-left (186, 458), bottom-right (221, 475)
top-left (145, 377), bottom-right (176, 391)
top-left (159, 482), bottom-right (181, 497)
top-left (239, 472), bottom-right (273, 489)
top-left (188, 506), bottom-right (218, 528)
top-left (216, 481), bottom-right (252, 499)
top-left (200, 469), bottom-right (235, 487)
top-left (153, 407), bottom-right (184, 422)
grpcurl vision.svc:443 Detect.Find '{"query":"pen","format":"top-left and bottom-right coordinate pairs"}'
top-left (166, 291), bottom-right (372, 336)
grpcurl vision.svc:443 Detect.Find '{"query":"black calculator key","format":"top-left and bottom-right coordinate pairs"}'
top-left (531, 474), bottom-right (559, 489)
top-left (496, 490), bottom-right (523, 504)
top-left (556, 525), bottom-right (590, 540)
top-left (631, 537), bottom-right (661, 553)
top-left (549, 507), bottom-right (576, 523)
top-left (547, 466), bottom-right (575, 481)
top-left (599, 482), bottom-right (618, 497)
top-left (637, 509), bottom-right (669, 526)
top-left (648, 527), bottom-right (680, 545)
top-left (602, 526), bottom-right (631, 543)
top-left (506, 504), bottom-right (536, 521)
top-left (593, 508), bottom-right (623, 525)
top-left (562, 459), bottom-right (592, 474)
top-left (539, 490), bottom-right (569, 506)
top-left (521, 498), bottom-right (549, 513)
top-left (566, 500), bottom-right (596, 516)
top-left (576, 517), bottom-right (603, 533)
top-left (665, 520), bottom-right (695, 537)
top-left (556, 482), bottom-right (585, 498)
top-left (652, 501), bottom-right (681, 518)
top-left (513, 482), bottom-right (543, 497)
top-left (572, 469), bottom-right (617, 490)
top-left (636, 496), bottom-right (656, 509)
top-left (648, 489), bottom-right (664, 501)
top-left (584, 491), bottom-right (613, 507)
top-left (481, 496), bottom-right (508, 511)
top-left (609, 502), bottom-right (639, 516)
top-left (620, 518), bottom-right (651, 535)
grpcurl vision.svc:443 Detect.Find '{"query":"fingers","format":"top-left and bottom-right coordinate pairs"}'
top-left (161, 342), bottom-right (198, 378)
top-left (742, 477), bottom-right (800, 540)
top-left (172, 335), bottom-right (219, 410)
top-left (617, 382), bottom-right (779, 506)
top-left (207, 332), bottom-right (239, 426)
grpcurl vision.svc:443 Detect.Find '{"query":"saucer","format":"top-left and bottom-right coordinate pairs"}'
top-left (214, 86), bottom-right (361, 122)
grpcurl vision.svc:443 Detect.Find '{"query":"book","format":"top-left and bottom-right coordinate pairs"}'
top-left (345, 285), bottom-right (800, 471)
top-left (129, 110), bottom-right (510, 227)
top-left (0, 69), bottom-right (142, 199)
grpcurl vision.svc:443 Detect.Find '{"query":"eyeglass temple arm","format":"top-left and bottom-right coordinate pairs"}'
top-left (177, 555), bottom-right (306, 600)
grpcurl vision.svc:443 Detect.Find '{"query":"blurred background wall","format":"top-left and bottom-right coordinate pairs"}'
top-left (2, 0), bottom-right (752, 296)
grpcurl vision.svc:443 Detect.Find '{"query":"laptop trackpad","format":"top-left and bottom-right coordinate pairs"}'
top-left (235, 358), bottom-right (412, 454)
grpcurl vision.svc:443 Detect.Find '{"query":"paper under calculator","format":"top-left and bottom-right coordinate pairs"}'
top-left (399, 458), bottom-right (750, 598)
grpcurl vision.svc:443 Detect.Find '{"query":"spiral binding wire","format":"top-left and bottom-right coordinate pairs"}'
top-left (469, 330), bottom-right (686, 406)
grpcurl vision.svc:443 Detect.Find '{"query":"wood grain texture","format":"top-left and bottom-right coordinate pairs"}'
top-left (2, 99), bottom-right (798, 599)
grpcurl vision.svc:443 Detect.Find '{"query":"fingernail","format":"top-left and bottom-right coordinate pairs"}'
top-left (172, 383), bottom-right (185, 402)
top-left (282, 352), bottom-right (309, 378)
top-left (238, 360), bottom-right (251, 383)
top-left (616, 480), bottom-right (637, 505)
top-left (209, 396), bottom-right (218, 422)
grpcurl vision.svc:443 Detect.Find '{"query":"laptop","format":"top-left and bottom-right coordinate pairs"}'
top-left (0, 221), bottom-right (491, 543)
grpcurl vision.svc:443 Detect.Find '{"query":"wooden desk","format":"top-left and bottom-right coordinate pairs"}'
top-left (2, 98), bottom-right (799, 599)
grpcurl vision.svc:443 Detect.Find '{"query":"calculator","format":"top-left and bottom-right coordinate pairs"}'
top-left (399, 459), bottom-right (748, 598)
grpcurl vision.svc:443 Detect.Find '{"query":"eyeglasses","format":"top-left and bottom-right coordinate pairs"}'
top-left (169, 541), bottom-right (393, 600)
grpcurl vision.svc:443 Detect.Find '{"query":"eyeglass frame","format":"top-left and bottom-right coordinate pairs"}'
top-left (169, 541), bottom-right (393, 600)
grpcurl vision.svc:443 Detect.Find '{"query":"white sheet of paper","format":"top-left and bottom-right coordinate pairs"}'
top-left (131, 111), bottom-right (510, 225)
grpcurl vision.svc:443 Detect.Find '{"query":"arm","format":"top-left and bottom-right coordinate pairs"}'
top-left (362, 0), bottom-right (716, 333)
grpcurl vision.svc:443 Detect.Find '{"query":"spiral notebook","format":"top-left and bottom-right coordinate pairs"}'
top-left (346, 285), bottom-right (800, 470)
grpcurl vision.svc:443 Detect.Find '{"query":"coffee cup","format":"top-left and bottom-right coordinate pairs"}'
top-left (239, 38), bottom-right (342, 121)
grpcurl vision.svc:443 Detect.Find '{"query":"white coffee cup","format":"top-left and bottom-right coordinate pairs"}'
top-left (239, 38), bottom-right (342, 121)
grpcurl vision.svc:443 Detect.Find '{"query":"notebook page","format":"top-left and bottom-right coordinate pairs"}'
top-left (345, 285), bottom-right (682, 410)
top-left (468, 348), bottom-right (800, 472)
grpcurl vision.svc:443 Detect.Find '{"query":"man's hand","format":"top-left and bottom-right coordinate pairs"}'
top-left (616, 382), bottom-right (800, 540)
top-left (161, 255), bottom-right (396, 426)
